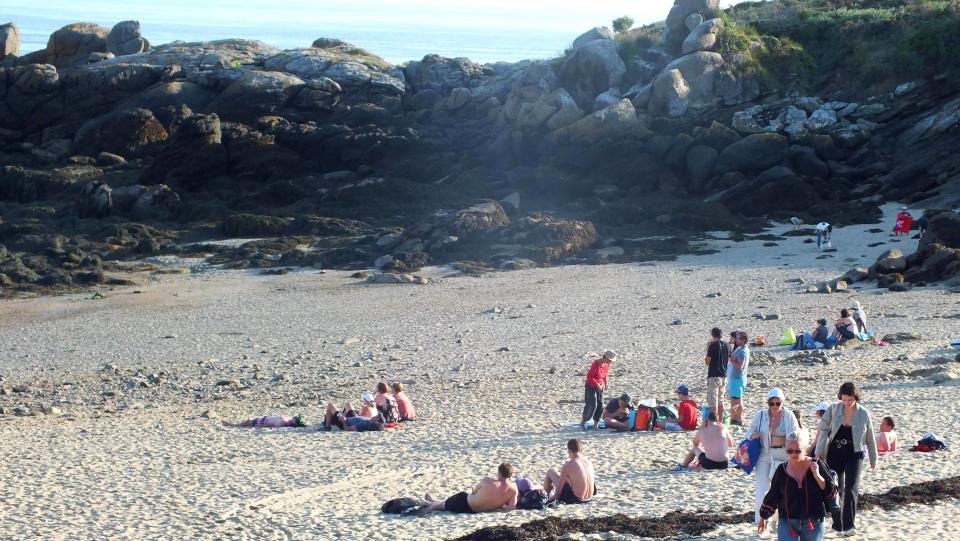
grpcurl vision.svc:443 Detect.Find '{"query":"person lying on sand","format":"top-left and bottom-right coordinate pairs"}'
top-left (418, 463), bottom-right (518, 514)
top-left (221, 414), bottom-right (307, 428)
top-left (544, 438), bottom-right (596, 504)
top-left (677, 412), bottom-right (733, 470)
top-left (600, 393), bottom-right (632, 431)
top-left (322, 402), bottom-right (384, 432)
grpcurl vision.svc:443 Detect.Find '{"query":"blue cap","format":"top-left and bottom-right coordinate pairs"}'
top-left (676, 384), bottom-right (689, 396)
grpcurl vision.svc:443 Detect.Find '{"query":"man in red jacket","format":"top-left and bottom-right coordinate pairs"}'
top-left (580, 350), bottom-right (616, 430)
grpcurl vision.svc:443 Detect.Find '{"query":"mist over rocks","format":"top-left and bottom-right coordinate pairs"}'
top-left (1, 1), bottom-right (960, 294)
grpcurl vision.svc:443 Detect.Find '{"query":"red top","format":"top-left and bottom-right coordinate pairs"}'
top-left (677, 399), bottom-right (699, 430)
top-left (585, 359), bottom-right (610, 389)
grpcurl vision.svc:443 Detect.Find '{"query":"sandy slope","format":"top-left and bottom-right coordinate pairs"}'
top-left (1, 205), bottom-right (958, 540)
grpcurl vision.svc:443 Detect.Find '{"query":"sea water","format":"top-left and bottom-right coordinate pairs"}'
top-left (5, 0), bottom-right (686, 64)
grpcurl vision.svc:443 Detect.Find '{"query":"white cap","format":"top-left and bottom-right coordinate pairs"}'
top-left (767, 388), bottom-right (785, 401)
top-left (362, 393), bottom-right (375, 403)
top-left (603, 350), bottom-right (617, 361)
top-left (810, 402), bottom-right (831, 412)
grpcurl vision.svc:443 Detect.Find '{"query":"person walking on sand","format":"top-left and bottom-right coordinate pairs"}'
top-left (677, 412), bottom-right (734, 470)
top-left (704, 328), bottom-right (730, 423)
top-left (816, 222), bottom-right (832, 250)
top-left (419, 463), bottom-right (519, 514)
top-left (543, 438), bottom-right (596, 504)
top-left (758, 432), bottom-right (837, 541)
top-left (581, 350), bottom-right (616, 430)
top-left (815, 382), bottom-right (878, 537)
top-left (749, 388), bottom-right (801, 527)
top-left (728, 331), bottom-right (750, 426)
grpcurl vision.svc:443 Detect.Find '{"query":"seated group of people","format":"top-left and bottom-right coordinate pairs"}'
top-left (599, 384), bottom-right (700, 432)
top-left (796, 303), bottom-right (869, 350)
top-left (417, 438), bottom-right (596, 514)
top-left (222, 382), bottom-right (416, 433)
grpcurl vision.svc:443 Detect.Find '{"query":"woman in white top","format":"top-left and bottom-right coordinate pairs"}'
top-left (748, 387), bottom-right (801, 526)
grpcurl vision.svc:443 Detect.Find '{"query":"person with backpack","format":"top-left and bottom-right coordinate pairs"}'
top-left (704, 328), bottom-right (731, 423)
top-left (815, 382), bottom-right (878, 537)
top-left (580, 350), bottom-right (616, 431)
top-left (543, 438), bottom-right (596, 505)
top-left (749, 388), bottom-right (801, 527)
top-left (728, 331), bottom-right (750, 427)
top-left (677, 412), bottom-right (733, 470)
top-left (758, 432), bottom-right (837, 540)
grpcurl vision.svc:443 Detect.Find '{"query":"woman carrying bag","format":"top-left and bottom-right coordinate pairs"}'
top-left (759, 432), bottom-right (837, 540)
top-left (748, 388), bottom-right (801, 526)
top-left (815, 382), bottom-right (878, 537)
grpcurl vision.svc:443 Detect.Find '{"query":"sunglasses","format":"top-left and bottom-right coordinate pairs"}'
top-left (785, 449), bottom-right (803, 455)
top-left (768, 401), bottom-right (782, 406)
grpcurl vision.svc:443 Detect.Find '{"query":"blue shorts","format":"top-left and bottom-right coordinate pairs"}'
top-left (727, 377), bottom-right (746, 399)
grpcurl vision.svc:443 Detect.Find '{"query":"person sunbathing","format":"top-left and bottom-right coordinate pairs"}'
top-left (600, 393), bottom-right (632, 431)
top-left (877, 416), bottom-right (898, 455)
top-left (322, 402), bottom-right (384, 432)
top-left (221, 414), bottom-right (306, 428)
top-left (677, 412), bottom-right (733, 470)
top-left (419, 463), bottom-right (518, 513)
top-left (543, 438), bottom-right (596, 504)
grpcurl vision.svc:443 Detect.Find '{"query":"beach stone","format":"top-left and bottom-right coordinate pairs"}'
top-left (1, 22), bottom-right (21, 58)
top-left (841, 266), bottom-right (869, 283)
top-left (571, 26), bottom-right (615, 51)
top-left (681, 18), bottom-right (723, 54)
top-left (882, 332), bottom-right (922, 344)
top-left (718, 133), bottom-right (788, 172)
top-left (107, 20), bottom-right (149, 56)
top-left (46, 22), bottom-right (110, 67)
top-left (40, 405), bottom-right (62, 416)
top-left (873, 249), bottom-right (906, 274)
top-left (341, 337), bottom-right (360, 346)
top-left (764, 314), bottom-right (781, 320)
top-left (215, 379), bottom-right (240, 387)
top-left (13, 405), bottom-right (31, 416)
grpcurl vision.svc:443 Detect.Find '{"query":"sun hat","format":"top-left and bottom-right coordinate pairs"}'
top-left (362, 392), bottom-right (375, 403)
top-left (810, 402), bottom-right (831, 413)
top-left (767, 388), bottom-right (785, 401)
top-left (603, 350), bottom-right (617, 361)
top-left (676, 384), bottom-right (690, 396)
top-left (619, 393), bottom-right (632, 404)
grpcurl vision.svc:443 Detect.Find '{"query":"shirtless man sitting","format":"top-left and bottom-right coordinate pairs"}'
top-left (678, 412), bottom-right (734, 470)
top-left (420, 463), bottom-right (518, 514)
top-left (543, 438), bottom-right (596, 504)
top-left (600, 393), bottom-right (632, 431)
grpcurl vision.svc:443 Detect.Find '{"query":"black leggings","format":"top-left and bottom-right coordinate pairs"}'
top-left (828, 451), bottom-right (863, 531)
top-left (582, 385), bottom-right (603, 425)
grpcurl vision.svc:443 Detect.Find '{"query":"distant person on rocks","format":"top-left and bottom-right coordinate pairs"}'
top-left (392, 382), bottom-right (417, 422)
top-left (749, 388), bottom-right (801, 526)
top-left (672, 384), bottom-right (700, 431)
top-left (322, 402), bottom-right (384, 432)
top-left (543, 438), bottom-right (596, 504)
top-left (420, 463), bottom-right (519, 513)
top-left (815, 382), bottom-right (878, 537)
top-left (600, 393), bottom-right (633, 431)
top-left (816, 222), bottom-right (832, 249)
top-left (221, 414), bottom-right (307, 428)
top-left (677, 412), bottom-right (733, 470)
top-left (852, 301), bottom-right (868, 334)
top-left (728, 331), bottom-right (750, 427)
top-left (581, 350), bottom-right (616, 430)
top-left (704, 327), bottom-right (731, 423)
top-left (877, 416), bottom-right (898, 456)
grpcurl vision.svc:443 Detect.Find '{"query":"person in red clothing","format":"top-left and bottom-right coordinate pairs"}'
top-left (893, 207), bottom-right (913, 237)
top-left (675, 384), bottom-right (700, 430)
top-left (580, 350), bottom-right (616, 431)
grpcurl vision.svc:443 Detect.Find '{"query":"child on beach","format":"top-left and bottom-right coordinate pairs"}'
top-left (392, 382), bottom-right (417, 421)
top-left (221, 414), bottom-right (307, 428)
top-left (877, 416), bottom-right (898, 455)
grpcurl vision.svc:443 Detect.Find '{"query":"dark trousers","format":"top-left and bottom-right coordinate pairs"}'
top-left (828, 451), bottom-right (863, 531)
top-left (581, 385), bottom-right (603, 426)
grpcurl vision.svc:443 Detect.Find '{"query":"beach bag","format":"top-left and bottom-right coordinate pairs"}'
top-left (752, 335), bottom-right (766, 347)
top-left (378, 396), bottom-right (401, 424)
top-left (632, 405), bottom-right (656, 431)
top-left (656, 404), bottom-right (679, 421)
top-left (732, 438), bottom-right (762, 474)
top-left (519, 488), bottom-right (549, 510)
top-left (794, 332), bottom-right (812, 351)
top-left (820, 460), bottom-right (841, 513)
top-left (381, 497), bottom-right (423, 514)
top-left (779, 327), bottom-right (797, 346)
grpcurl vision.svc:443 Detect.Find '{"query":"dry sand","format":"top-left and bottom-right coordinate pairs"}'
top-left (1, 204), bottom-right (958, 540)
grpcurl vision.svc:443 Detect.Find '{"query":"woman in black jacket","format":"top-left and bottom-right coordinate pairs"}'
top-left (759, 432), bottom-right (837, 540)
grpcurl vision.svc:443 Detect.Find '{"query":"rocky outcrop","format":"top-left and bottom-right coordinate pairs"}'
top-left (571, 27), bottom-right (615, 51)
top-left (558, 40), bottom-right (625, 110)
top-left (106, 20), bottom-right (149, 56)
top-left (682, 18), bottom-right (723, 55)
top-left (73, 107), bottom-right (169, 157)
top-left (140, 113), bottom-right (227, 188)
top-left (46, 23), bottom-right (110, 67)
top-left (1, 22), bottom-right (20, 59)
top-left (77, 180), bottom-right (112, 218)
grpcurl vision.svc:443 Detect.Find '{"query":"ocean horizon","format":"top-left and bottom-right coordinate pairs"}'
top-left (4, 0), bottom-right (736, 65)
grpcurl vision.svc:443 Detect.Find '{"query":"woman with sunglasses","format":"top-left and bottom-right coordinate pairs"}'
top-left (758, 432), bottom-right (837, 540)
top-left (815, 382), bottom-right (878, 537)
top-left (748, 388), bottom-right (801, 528)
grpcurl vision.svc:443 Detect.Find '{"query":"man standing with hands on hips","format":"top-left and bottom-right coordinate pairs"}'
top-left (581, 350), bottom-right (616, 430)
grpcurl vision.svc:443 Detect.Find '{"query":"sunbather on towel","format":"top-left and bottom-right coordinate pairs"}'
top-left (221, 414), bottom-right (307, 428)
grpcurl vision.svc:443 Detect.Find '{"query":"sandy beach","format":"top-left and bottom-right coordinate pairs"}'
top-left (2, 208), bottom-right (959, 540)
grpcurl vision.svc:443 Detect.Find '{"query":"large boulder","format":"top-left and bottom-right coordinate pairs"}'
top-left (208, 70), bottom-right (305, 122)
top-left (558, 39), bottom-right (626, 110)
top-left (1, 22), bottom-right (21, 59)
top-left (0, 165), bottom-right (103, 202)
top-left (718, 133), bottom-right (788, 172)
top-left (403, 54), bottom-right (490, 94)
top-left (686, 144), bottom-right (719, 187)
top-left (788, 145), bottom-right (829, 178)
top-left (46, 22), bottom-right (110, 67)
top-left (500, 213), bottom-right (598, 263)
top-left (571, 27), bottom-right (615, 51)
top-left (106, 20), bottom-right (149, 56)
top-left (140, 113), bottom-right (228, 189)
top-left (872, 249), bottom-right (907, 275)
top-left (681, 18), bottom-right (723, 54)
top-left (548, 99), bottom-right (641, 142)
top-left (73, 107), bottom-right (169, 157)
top-left (647, 69), bottom-right (690, 117)
top-left (919, 211), bottom-right (960, 250)
top-left (663, 52), bottom-right (723, 101)
top-left (77, 181), bottom-right (112, 219)
top-left (99, 39), bottom-right (280, 73)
